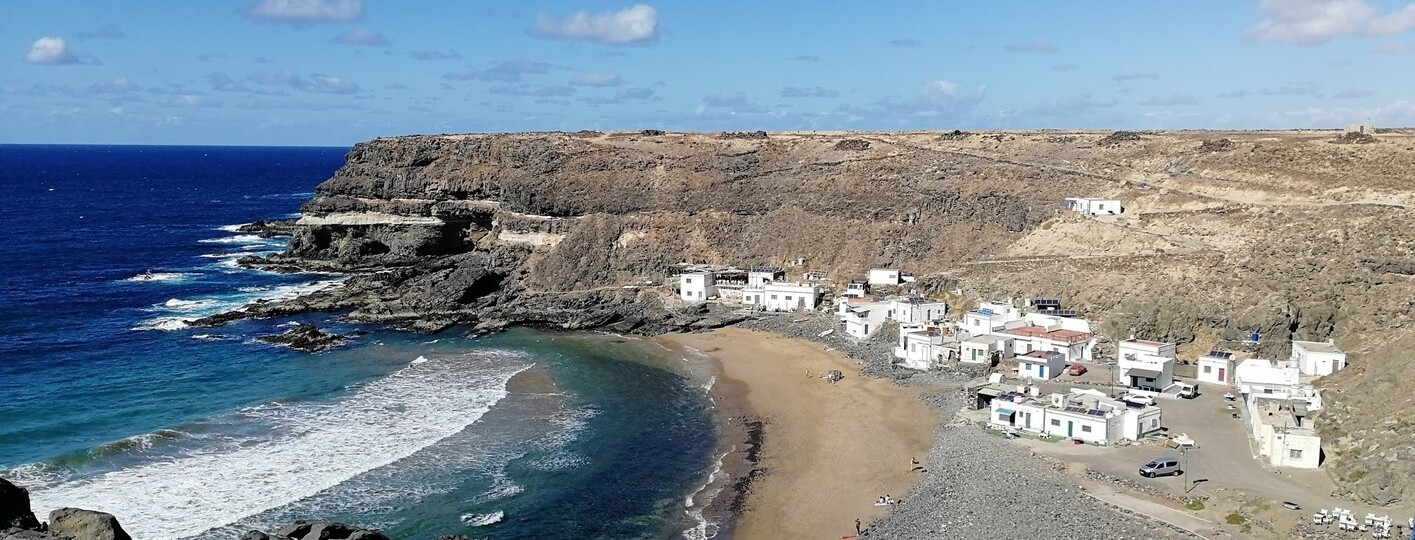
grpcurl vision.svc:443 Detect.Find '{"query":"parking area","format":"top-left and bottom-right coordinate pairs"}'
top-left (1007, 379), bottom-right (1415, 523)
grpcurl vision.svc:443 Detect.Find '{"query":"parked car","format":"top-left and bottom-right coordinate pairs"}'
top-left (1067, 363), bottom-right (1088, 376)
top-left (1122, 394), bottom-right (1157, 407)
top-left (1177, 382), bottom-right (1198, 399)
top-left (1138, 457), bottom-right (1182, 478)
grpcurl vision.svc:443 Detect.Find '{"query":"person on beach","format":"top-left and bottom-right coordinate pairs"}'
top-left (855, 518), bottom-right (861, 534)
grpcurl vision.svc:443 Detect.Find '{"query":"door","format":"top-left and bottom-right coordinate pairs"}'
top-left (1067, 421), bottom-right (1074, 438)
top-left (1024, 412), bottom-right (1032, 429)
top-left (1218, 368), bottom-right (1226, 382)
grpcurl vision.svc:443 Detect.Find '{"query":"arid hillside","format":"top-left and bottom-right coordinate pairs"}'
top-left (277, 129), bottom-right (1414, 504)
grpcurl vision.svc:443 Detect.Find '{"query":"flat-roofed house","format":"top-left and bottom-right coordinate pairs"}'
top-left (1291, 340), bottom-right (1346, 377)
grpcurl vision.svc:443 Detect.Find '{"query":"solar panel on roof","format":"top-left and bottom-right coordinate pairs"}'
top-left (1054, 309), bottom-right (1078, 318)
top-left (978, 308), bottom-right (993, 316)
top-left (1086, 410), bottom-right (1107, 417)
top-left (1064, 406), bottom-right (1089, 414)
top-left (1209, 351), bottom-right (1233, 359)
top-left (1032, 299), bottom-right (1060, 307)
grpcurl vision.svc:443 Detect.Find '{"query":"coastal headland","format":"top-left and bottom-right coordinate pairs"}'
top-left (147, 128), bottom-right (1415, 537)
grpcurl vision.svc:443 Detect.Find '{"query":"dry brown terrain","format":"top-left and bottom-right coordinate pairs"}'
top-left (279, 128), bottom-right (1415, 505)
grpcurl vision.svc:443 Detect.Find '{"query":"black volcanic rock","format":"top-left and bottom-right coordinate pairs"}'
top-left (255, 522), bottom-right (388, 540)
top-left (256, 325), bottom-right (349, 352)
top-left (0, 478), bottom-right (40, 531)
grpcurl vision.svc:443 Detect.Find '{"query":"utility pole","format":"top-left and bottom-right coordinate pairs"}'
top-left (1182, 446), bottom-right (1193, 494)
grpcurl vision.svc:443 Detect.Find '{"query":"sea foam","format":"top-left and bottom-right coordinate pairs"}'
top-left (26, 353), bottom-right (531, 540)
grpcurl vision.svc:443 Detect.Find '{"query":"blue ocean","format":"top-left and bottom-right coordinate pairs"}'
top-left (0, 146), bottom-right (721, 540)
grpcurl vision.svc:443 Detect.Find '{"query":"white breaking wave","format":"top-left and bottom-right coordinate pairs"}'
top-left (460, 510), bottom-right (504, 527)
top-left (124, 272), bottom-right (194, 283)
top-left (681, 449), bottom-right (731, 540)
top-left (197, 235), bottom-right (267, 245)
top-left (132, 280), bottom-right (345, 331)
top-left (217, 224), bottom-right (250, 232)
top-left (27, 353), bottom-right (532, 540)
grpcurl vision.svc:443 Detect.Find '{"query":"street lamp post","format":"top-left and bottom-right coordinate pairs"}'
top-left (1181, 446), bottom-right (1193, 494)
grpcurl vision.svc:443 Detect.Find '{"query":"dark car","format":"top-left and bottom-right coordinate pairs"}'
top-left (1068, 364), bottom-right (1088, 376)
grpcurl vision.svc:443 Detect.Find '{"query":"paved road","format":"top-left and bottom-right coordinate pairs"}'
top-left (1082, 484), bottom-right (1214, 538)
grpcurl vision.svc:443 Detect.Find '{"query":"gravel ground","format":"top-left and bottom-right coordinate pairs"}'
top-left (738, 312), bottom-right (1200, 539)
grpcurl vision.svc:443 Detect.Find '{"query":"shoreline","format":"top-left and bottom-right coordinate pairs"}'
top-left (655, 328), bottom-right (939, 540)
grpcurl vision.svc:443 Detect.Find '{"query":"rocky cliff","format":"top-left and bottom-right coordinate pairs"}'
top-left (239, 129), bottom-right (1414, 505)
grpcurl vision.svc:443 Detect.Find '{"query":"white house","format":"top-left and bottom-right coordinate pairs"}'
top-left (867, 268), bottom-right (903, 286)
top-left (743, 282), bottom-right (822, 312)
top-left (1249, 397), bottom-right (1322, 469)
top-left (842, 282), bottom-right (868, 298)
top-left (747, 267), bottom-right (785, 288)
top-left (1291, 340), bottom-right (1346, 377)
top-left (1064, 197), bottom-right (1123, 216)
top-left (1117, 338), bottom-right (1177, 391)
top-left (991, 389), bottom-right (1161, 445)
top-left (1234, 358), bottom-right (1324, 411)
top-left (961, 334), bottom-right (1012, 365)
top-left (1196, 351), bottom-right (1234, 385)
top-left (989, 392), bottom-right (1049, 434)
top-left (895, 324), bottom-right (951, 370)
top-left (679, 272), bottom-right (717, 302)
top-left (1016, 351), bottom-right (1066, 381)
top-left (996, 318), bottom-right (1097, 363)
top-left (961, 300), bottom-right (1025, 335)
top-left (887, 296), bottom-right (948, 325)
top-left (844, 302), bottom-right (890, 340)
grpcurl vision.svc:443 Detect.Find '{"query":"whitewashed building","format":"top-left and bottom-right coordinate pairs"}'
top-left (988, 393), bottom-right (1048, 434)
top-left (1117, 338), bottom-right (1177, 391)
top-left (961, 334), bottom-right (1012, 365)
top-left (887, 296), bottom-right (948, 325)
top-left (747, 267), bottom-right (786, 288)
top-left (678, 272), bottom-right (717, 302)
top-left (995, 317), bottom-right (1097, 363)
top-left (742, 282), bottom-right (822, 312)
top-left (1291, 340), bottom-right (1346, 377)
top-left (991, 389), bottom-right (1161, 445)
top-left (867, 268), bottom-right (903, 286)
top-left (1064, 197), bottom-right (1123, 216)
top-left (1016, 351), bottom-right (1066, 381)
top-left (843, 299), bottom-right (891, 340)
top-left (1249, 397), bottom-right (1322, 469)
top-left (961, 300), bottom-right (1025, 335)
top-left (894, 324), bottom-right (951, 370)
top-left (1196, 351), bottom-right (1234, 385)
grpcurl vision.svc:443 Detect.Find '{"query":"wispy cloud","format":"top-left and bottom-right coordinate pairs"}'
top-left (569, 73), bottom-right (622, 87)
top-left (786, 55), bottom-right (820, 62)
top-left (1111, 72), bottom-right (1159, 82)
top-left (247, 70), bottom-right (360, 94)
top-left (845, 80), bottom-right (986, 123)
top-left (534, 4), bottom-right (658, 45)
top-left (1027, 94), bottom-right (1119, 117)
top-left (1138, 94), bottom-right (1201, 107)
top-left (332, 29), bottom-right (388, 46)
top-left (1332, 88), bottom-right (1375, 99)
top-left (77, 24), bottom-right (124, 40)
top-left (1247, 0), bottom-right (1415, 44)
top-left (443, 59), bottom-right (549, 82)
top-left (1051, 63), bottom-right (1081, 72)
top-left (489, 84), bottom-right (575, 97)
top-left (890, 38), bottom-right (921, 47)
top-left (168, 94), bottom-right (222, 108)
top-left (243, 0), bottom-right (362, 23)
top-left (409, 50), bottom-right (461, 61)
top-left (1005, 41), bottom-right (1058, 53)
top-left (781, 86), bottom-right (840, 98)
top-left (1374, 41), bottom-right (1412, 54)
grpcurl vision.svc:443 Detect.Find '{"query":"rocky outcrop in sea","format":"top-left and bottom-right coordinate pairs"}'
top-left (1, 478), bottom-right (131, 540)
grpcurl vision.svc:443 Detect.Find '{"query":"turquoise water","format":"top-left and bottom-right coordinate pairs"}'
top-left (0, 145), bottom-right (720, 539)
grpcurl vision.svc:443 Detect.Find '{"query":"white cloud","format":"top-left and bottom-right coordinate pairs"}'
top-left (848, 80), bottom-right (986, 122)
top-left (247, 70), bottom-right (360, 94)
top-left (1249, 0), bottom-right (1375, 44)
top-left (24, 37), bottom-right (80, 65)
top-left (534, 4), bottom-right (658, 45)
top-left (169, 94), bottom-right (221, 108)
top-left (332, 29), bottom-right (388, 46)
top-left (442, 59), bottom-right (549, 82)
top-left (781, 86), bottom-right (840, 98)
top-left (243, 0), bottom-right (362, 23)
top-left (1369, 4), bottom-right (1415, 35)
top-left (570, 73), bottom-right (623, 86)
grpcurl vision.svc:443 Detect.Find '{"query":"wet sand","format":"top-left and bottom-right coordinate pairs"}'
top-left (656, 328), bottom-right (938, 540)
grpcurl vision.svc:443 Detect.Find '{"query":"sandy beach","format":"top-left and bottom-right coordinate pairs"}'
top-left (656, 328), bottom-right (938, 540)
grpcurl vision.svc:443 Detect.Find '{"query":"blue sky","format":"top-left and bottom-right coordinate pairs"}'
top-left (2, 0), bottom-right (1413, 145)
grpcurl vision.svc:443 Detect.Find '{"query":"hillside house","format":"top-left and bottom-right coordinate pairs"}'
top-left (1291, 340), bottom-right (1346, 377)
top-left (962, 300), bottom-right (1025, 335)
top-left (1249, 397), bottom-right (1322, 469)
top-left (679, 272), bottom-right (717, 302)
top-left (888, 296), bottom-right (948, 325)
top-left (1196, 351), bottom-right (1234, 385)
top-left (995, 315), bottom-right (1096, 363)
top-left (747, 267), bottom-right (786, 288)
top-left (961, 334), bottom-right (1012, 365)
top-left (997, 390), bottom-right (1162, 445)
top-left (1117, 338), bottom-right (1177, 391)
top-left (988, 392), bottom-right (1049, 434)
top-left (894, 324), bottom-right (954, 370)
top-left (868, 268), bottom-right (903, 286)
top-left (742, 282), bottom-right (823, 312)
top-left (1016, 351), bottom-right (1066, 381)
top-left (1064, 197), bottom-right (1123, 216)
top-left (842, 281), bottom-right (869, 298)
top-left (843, 298), bottom-right (891, 340)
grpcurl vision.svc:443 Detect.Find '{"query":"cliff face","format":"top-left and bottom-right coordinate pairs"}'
top-left (266, 129), bottom-right (1414, 504)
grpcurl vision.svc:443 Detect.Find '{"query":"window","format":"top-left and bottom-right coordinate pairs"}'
top-left (686, 278), bottom-right (693, 284)
top-left (785, 296), bottom-right (793, 301)
top-left (1203, 365), bottom-right (1212, 374)
top-left (997, 413), bottom-right (1009, 421)
top-left (1050, 419), bottom-right (1061, 427)
top-left (1289, 449), bottom-right (1304, 459)
top-left (1262, 388), bottom-right (1273, 394)
top-left (1081, 425), bottom-right (1092, 433)
top-left (770, 294), bottom-right (778, 300)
